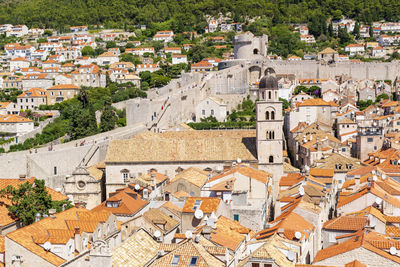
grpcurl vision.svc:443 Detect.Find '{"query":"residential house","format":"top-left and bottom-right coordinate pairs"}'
top-left (5, 207), bottom-right (120, 267)
top-left (191, 61), bottom-right (213, 72)
top-left (202, 164), bottom-right (272, 231)
top-left (22, 73), bottom-right (53, 91)
top-left (345, 44), bottom-right (365, 56)
top-left (195, 96), bottom-right (227, 122)
top-left (126, 47), bottom-right (155, 56)
top-left (121, 207), bottom-right (179, 243)
top-left (9, 57), bottom-right (30, 71)
top-left (164, 47), bottom-right (181, 54)
top-left (17, 87), bottom-right (47, 110)
top-left (71, 64), bottom-right (106, 88)
top-left (153, 31), bottom-right (174, 42)
top-left (0, 114), bottom-right (34, 136)
top-left (96, 52), bottom-right (119, 66)
top-left (181, 197), bottom-right (232, 231)
top-left (171, 54), bottom-right (187, 65)
top-left (92, 187), bottom-right (148, 222)
top-left (6, 25), bottom-right (28, 37)
top-left (46, 84), bottom-right (80, 104)
top-left (164, 167), bottom-right (209, 200)
top-left (4, 44), bottom-right (35, 59)
top-left (372, 46), bottom-right (386, 58)
top-left (136, 64), bottom-right (159, 73)
top-left (300, 35), bottom-right (316, 44)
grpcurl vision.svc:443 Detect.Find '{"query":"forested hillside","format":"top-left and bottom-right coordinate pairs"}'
top-left (0, 0), bottom-right (400, 32)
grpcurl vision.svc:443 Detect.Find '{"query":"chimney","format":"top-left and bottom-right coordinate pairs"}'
top-left (151, 172), bottom-right (156, 185)
top-left (355, 175), bottom-right (360, 189)
top-left (49, 209), bottom-right (57, 219)
top-left (19, 174), bottom-right (26, 181)
top-left (74, 227), bottom-right (82, 253)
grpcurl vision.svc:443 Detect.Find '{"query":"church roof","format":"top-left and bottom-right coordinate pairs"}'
top-left (106, 130), bottom-right (257, 163)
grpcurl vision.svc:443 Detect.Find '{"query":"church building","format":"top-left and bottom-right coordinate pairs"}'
top-left (105, 69), bottom-right (284, 218)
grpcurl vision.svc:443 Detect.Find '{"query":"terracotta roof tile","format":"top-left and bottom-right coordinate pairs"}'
top-left (323, 216), bottom-right (367, 231)
top-left (92, 188), bottom-right (148, 216)
top-left (182, 197), bottom-right (221, 213)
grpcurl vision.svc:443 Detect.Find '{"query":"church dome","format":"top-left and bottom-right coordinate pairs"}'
top-left (259, 74), bottom-right (278, 90)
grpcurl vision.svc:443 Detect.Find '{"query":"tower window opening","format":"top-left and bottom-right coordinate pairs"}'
top-left (265, 111), bottom-right (270, 120)
top-left (269, 156), bottom-right (274, 163)
top-left (253, 48), bottom-right (259, 55)
top-left (268, 91), bottom-right (271, 99)
top-left (271, 111), bottom-right (275, 120)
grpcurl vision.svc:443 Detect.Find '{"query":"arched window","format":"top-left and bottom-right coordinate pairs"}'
top-left (262, 92), bottom-right (265, 99)
top-left (271, 111), bottom-right (275, 120)
top-left (265, 111), bottom-right (270, 120)
top-left (268, 91), bottom-right (272, 99)
top-left (253, 48), bottom-right (259, 55)
top-left (272, 131), bottom-right (275, 139)
top-left (269, 156), bottom-right (274, 163)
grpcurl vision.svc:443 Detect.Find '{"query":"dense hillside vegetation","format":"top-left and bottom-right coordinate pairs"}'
top-left (1, 0), bottom-right (400, 32)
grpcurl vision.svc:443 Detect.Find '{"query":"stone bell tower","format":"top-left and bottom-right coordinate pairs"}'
top-left (256, 68), bottom-right (283, 217)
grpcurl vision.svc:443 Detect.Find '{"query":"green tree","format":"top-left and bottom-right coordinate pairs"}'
top-left (43, 30), bottom-right (53, 36)
top-left (36, 37), bottom-right (47, 43)
top-left (106, 41), bottom-right (117, 49)
top-left (81, 46), bottom-right (96, 57)
top-left (376, 93), bottom-right (389, 102)
top-left (0, 179), bottom-right (72, 225)
top-left (100, 102), bottom-right (118, 132)
top-left (369, 25), bottom-right (374, 38)
top-left (70, 108), bottom-right (98, 139)
top-left (353, 21), bottom-right (360, 39)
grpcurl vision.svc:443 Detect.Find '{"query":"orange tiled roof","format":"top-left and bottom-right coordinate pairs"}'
top-left (280, 173), bottom-right (305, 187)
top-left (0, 114), bottom-right (32, 123)
top-left (92, 187), bottom-right (148, 216)
top-left (310, 168), bottom-right (334, 177)
top-left (191, 61), bottom-right (213, 68)
top-left (48, 84), bottom-right (80, 90)
top-left (297, 98), bottom-right (331, 107)
top-left (182, 197), bottom-right (221, 213)
top-left (207, 164), bottom-right (271, 185)
top-left (18, 87), bottom-right (46, 98)
top-left (323, 216), bottom-right (367, 231)
top-left (210, 216), bottom-right (254, 251)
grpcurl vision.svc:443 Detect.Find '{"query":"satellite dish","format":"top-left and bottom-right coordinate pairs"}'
top-left (185, 231), bottom-right (193, 239)
top-left (375, 197), bottom-right (382, 205)
top-left (154, 230), bottom-right (161, 238)
top-left (372, 170), bottom-right (376, 175)
top-left (382, 174), bottom-right (387, 180)
top-left (204, 215), bottom-right (209, 221)
top-left (194, 209), bottom-right (204, 219)
top-left (390, 246), bottom-right (397, 255)
top-left (304, 165), bottom-right (310, 172)
top-left (299, 185), bottom-right (305, 196)
top-left (237, 158), bottom-right (242, 163)
top-left (216, 165), bottom-right (223, 172)
top-left (373, 175), bottom-right (377, 181)
top-left (295, 231), bottom-right (302, 239)
top-left (43, 241), bottom-right (51, 251)
top-left (134, 184), bottom-right (140, 190)
top-left (287, 251), bottom-right (296, 262)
